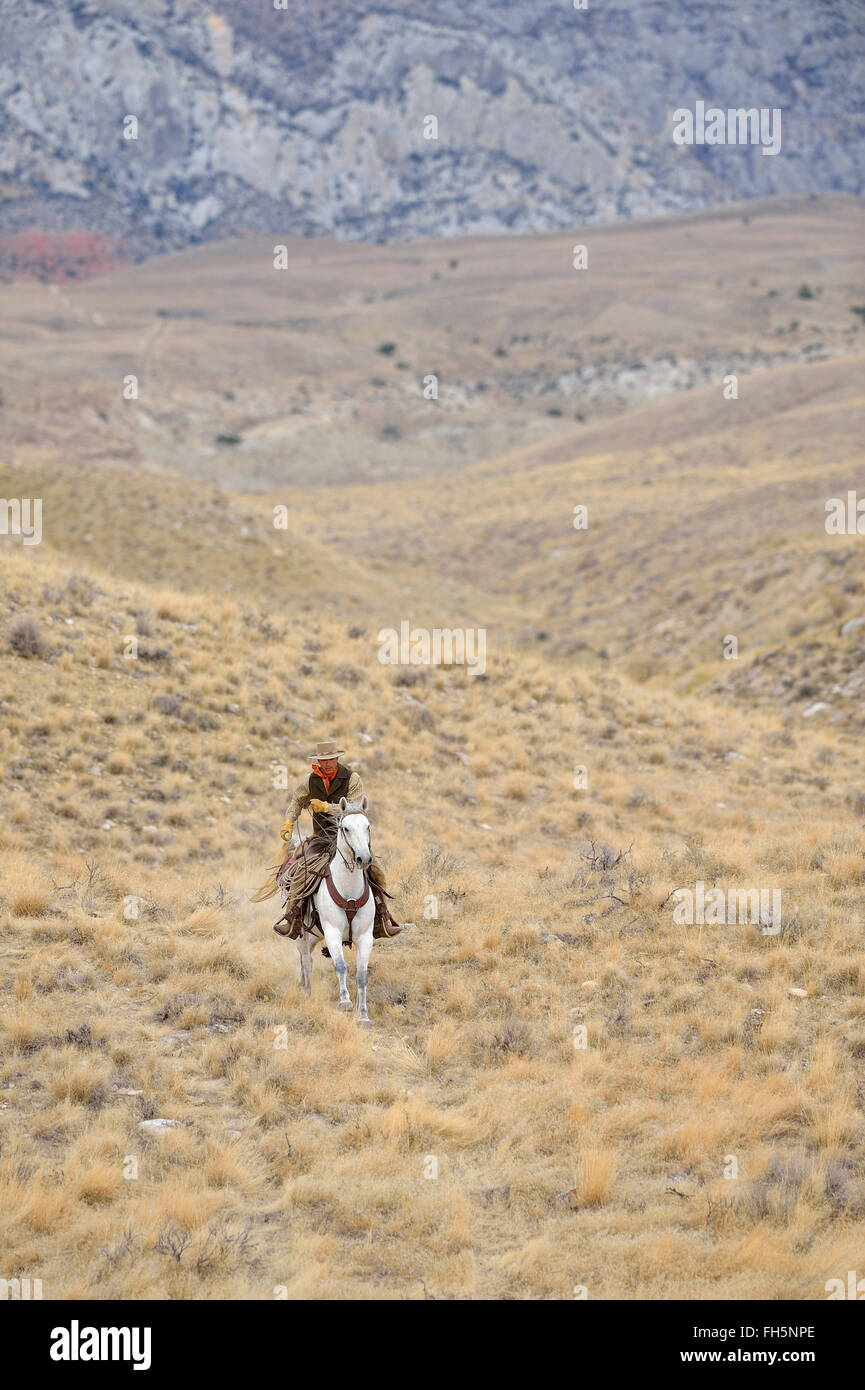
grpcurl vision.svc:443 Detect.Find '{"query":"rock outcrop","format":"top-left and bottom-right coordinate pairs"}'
top-left (0, 0), bottom-right (863, 260)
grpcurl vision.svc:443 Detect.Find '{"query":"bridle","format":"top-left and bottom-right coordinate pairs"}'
top-left (336, 816), bottom-right (370, 873)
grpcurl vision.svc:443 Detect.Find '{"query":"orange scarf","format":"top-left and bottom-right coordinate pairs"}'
top-left (312, 762), bottom-right (337, 791)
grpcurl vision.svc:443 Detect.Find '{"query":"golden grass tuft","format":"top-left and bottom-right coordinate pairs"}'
top-left (575, 1147), bottom-right (619, 1206)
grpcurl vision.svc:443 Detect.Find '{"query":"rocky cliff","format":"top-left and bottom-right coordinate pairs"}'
top-left (0, 0), bottom-right (863, 260)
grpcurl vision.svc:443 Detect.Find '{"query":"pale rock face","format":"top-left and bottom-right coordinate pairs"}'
top-left (205, 13), bottom-right (234, 78)
top-left (189, 194), bottom-right (223, 229)
top-left (0, 0), bottom-right (862, 256)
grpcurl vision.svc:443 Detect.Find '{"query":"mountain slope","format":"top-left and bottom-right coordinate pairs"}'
top-left (1, 0), bottom-right (864, 259)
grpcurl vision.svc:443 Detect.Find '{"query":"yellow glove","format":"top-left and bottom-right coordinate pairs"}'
top-left (310, 798), bottom-right (332, 814)
top-left (280, 819), bottom-right (294, 842)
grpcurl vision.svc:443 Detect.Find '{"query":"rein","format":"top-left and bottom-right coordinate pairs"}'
top-left (336, 833), bottom-right (356, 872)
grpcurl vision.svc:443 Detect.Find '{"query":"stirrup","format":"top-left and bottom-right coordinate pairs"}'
top-left (374, 919), bottom-right (404, 939)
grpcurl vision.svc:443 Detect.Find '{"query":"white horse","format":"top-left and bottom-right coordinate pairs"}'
top-left (294, 797), bottom-right (376, 1025)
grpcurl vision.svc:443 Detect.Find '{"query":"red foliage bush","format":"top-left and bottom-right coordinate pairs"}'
top-left (0, 232), bottom-right (130, 282)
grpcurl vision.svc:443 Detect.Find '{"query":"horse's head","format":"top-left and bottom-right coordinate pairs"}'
top-left (337, 796), bottom-right (371, 870)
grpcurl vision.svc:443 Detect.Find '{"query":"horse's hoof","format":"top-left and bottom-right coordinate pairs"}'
top-left (338, 1000), bottom-right (353, 1011)
top-left (357, 1017), bottom-right (372, 1027)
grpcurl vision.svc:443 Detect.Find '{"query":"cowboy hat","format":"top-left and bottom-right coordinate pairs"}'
top-left (307, 739), bottom-right (345, 762)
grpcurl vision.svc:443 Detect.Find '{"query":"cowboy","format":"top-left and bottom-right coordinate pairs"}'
top-left (279, 739), bottom-right (361, 844)
top-left (267, 740), bottom-right (402, 943)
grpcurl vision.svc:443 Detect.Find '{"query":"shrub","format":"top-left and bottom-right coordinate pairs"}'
top-left (9, 615), bottom-right (48, 659)
top-left (153, 693), bottom-right (182, 716)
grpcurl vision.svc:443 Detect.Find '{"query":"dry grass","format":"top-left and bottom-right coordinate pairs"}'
top-left (1, 540), bottom-right (863, 1298)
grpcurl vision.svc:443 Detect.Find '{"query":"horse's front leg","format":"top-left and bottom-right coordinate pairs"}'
top-left (354, 924), bottom-right (374, 1026)
top-left (295, 931), bottom-right (313, 994)
top-left (321, 919), bottom-right (352, 1009)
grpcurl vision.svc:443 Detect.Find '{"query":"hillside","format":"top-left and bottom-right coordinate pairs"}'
top-left (1, 199), bottom-right (865, 1299)
top-left (0, 195), bottom-right (862, 485)
top-left (2, 196), bottom-right (864, 722)
top-left (1, 0), bottom-right (864, 258)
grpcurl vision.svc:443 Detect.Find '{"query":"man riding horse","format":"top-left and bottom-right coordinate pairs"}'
top-left (256, 739), bottom-right (402, 944)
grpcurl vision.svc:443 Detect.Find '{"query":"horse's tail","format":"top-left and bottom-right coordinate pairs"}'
top-left (249, 853), bottom-right (284, 903)
top-left (250, 875), bottom-right (280, 903)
